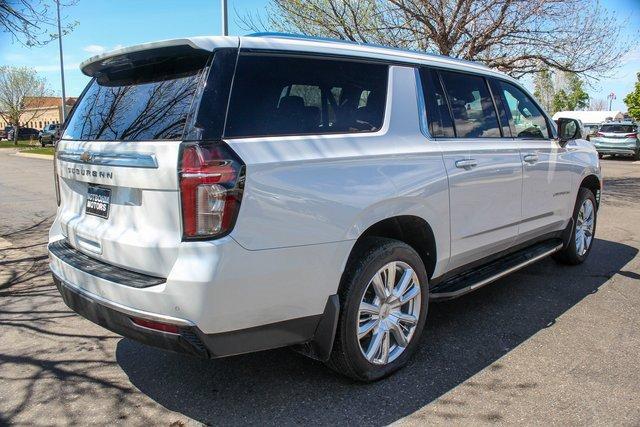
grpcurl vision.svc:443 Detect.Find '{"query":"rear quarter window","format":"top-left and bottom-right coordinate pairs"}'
top-left (224, 55), bottom-right (388, 138)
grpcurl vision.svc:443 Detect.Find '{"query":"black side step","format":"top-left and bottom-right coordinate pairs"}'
top-left (430, 239), bottom-right (563, 301)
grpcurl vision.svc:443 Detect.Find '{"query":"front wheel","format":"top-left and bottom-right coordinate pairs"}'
top-left (554, 188), bottom-right (597, 265)
top-left (327, 237), bottom-right (429, 381)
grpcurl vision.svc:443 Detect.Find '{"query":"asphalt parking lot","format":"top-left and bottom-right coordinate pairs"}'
top-left (1, 148), bottom-right (639, 426)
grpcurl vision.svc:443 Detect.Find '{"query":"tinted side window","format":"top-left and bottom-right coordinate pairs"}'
top-left (488, 80), bottom-right (512, 138)
top-left (225, 55), bottom-right (388, 138)
top-left (439, 71), bottom-right (501, 138)
top-left (419, 68), bottom-right (455, 138)
top-left (498, 81), bottom-right (549, 139)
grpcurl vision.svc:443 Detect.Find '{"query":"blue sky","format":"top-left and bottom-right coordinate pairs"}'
top-left (0, 0), bottom-right (638, 111)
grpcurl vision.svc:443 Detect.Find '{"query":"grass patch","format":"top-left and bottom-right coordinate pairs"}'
top-left (19, 147), bottom-right (54, 156)
top-left (0, 139), bottom-right (35, 148)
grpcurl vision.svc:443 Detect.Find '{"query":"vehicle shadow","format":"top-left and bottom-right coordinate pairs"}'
top-left (116, 238), bottom-right (637, 426)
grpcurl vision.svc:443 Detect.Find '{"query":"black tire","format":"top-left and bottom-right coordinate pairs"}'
top-left (634, 149), bottom-right (640, 161)
top-left (41, 141), bottom-right (46, 147)
top-left (326, 237), bottom-right (429, 382)
top-left (598, 153), bottom-right (603, 159)
top-left (554, 188), bottom-right (597, 265)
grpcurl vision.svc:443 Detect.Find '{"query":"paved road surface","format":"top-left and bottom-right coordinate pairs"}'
top-left (1, 147), bottom-right (639, 425)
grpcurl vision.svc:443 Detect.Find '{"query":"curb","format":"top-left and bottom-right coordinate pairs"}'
top-left (13, 152), bottom-right (54, 160)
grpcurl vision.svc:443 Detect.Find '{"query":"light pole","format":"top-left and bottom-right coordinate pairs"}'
top-left (221, 0), bottom-right (228, 36)
top-left (56, 0), bottom-right (67, 124)
top-left (607, 92), bottom-right (616, 111)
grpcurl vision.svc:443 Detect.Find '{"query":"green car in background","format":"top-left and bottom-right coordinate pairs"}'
top-left (591, 121), bottom-right (639, 160)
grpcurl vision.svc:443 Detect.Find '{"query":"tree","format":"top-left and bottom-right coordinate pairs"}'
top-left (241, 0), bottom-right (632, 79)
top-left (565, 73), bottom-right (589, 110)
top-left (589, 98), bottom-right (608, 111)
top-left (533, 69), bottom-right (554, 113)
top-left (0, 0), bottom-right (78, 47)
top-left (623, 72), bottom-right (640, 121)
top-left (0, 66), bottom-right (50, 144)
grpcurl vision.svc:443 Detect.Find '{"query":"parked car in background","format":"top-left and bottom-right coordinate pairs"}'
top-left (39, 123), bottom-right (61, 146)
top-left (8, 127), bottom-right (40, 141)
top-left (0, 126), bottom-right (13, 140)
top-left (49, 35), bottom-right (601, 382)
top-left (591, 121), bottom-right (640, 160)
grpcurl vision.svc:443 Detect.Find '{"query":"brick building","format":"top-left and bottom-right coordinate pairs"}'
top-left (0, 97), bottom-right (77, 129)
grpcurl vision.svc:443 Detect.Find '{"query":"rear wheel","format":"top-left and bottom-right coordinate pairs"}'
top-left (554, 188), bottom-right (597, 265)
top-left (327, 238), bottom-right (428, 381)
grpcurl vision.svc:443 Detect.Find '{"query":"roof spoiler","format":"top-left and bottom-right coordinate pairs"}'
top-left (80, 36), bottom-right (239, 77)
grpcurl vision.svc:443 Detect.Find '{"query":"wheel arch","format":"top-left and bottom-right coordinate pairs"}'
top-left (344, 215), bottom-right (438, 281)
top-left (580, 174), bottom-right (601, 208)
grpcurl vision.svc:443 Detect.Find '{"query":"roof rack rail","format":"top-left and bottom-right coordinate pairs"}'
top-left (245, 32), bottom-right (490, 70)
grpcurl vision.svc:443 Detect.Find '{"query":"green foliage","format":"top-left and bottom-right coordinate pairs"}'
top-left (623, 72), bottom-right (640, 121)
top-left (549, 73), bottom-right (590, 113)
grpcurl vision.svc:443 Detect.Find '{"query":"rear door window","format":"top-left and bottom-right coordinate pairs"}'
top-left (224, 55), bottom-right (388, 138)
top-left (438, 70), bottom-right (501, 138)
top-left (418, 68), bottom-right (455, 138)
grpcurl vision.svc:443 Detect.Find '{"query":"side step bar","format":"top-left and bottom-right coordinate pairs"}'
top-left (430, 240), bottom-right (563, 301)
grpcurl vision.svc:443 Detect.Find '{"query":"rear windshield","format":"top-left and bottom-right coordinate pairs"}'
top-left (599, 124), bottom-right (636, 133)
top-left (63, 53), bottom-right (210, 141)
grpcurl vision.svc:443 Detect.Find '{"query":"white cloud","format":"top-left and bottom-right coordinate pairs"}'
top-left (83, 44), bottom-right (106, 55)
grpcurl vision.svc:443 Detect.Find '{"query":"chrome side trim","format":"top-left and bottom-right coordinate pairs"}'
top-left (57, 150), bottom-right (158, 169)
top-left (54, 274), bottom-right (195, 327)
top-left (432, 243), bottom-right (563, 300)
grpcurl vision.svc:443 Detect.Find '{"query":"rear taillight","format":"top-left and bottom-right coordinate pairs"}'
top-left (179, 142), bottom-right (244, 240)
top-left (625, 133), bottom-right (637, 139)
top-left (595, 132), bottom-right (605, 137)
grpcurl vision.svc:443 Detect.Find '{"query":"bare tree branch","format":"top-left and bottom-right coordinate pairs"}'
top-left (238, 0), bottom-right (633, 79)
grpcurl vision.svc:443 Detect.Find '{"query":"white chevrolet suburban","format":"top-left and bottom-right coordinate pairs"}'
top-left (49, 34), bottom-right (601, 381)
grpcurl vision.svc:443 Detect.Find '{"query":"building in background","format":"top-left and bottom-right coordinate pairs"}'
top-left (0, 97), bottom-right (76, 129)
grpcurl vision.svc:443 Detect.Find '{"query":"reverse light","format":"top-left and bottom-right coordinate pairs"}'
top-left (179, 142), bottom-right (244, 240)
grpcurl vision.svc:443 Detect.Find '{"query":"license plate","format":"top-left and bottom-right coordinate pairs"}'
top-left (85, 186), bottom-right (111, 219)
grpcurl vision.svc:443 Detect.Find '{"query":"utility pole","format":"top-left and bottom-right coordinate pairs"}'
top-left (221, 0), bottom-right (228, 36)
top-left (56, 0), bottom-right (67, 123)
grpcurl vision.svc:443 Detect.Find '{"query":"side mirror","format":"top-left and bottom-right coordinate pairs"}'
top-left (556, 118), bottom-right (581, 144)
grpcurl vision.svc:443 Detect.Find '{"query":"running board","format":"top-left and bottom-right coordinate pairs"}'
top-left (430, 240), bottom-right (563, 301)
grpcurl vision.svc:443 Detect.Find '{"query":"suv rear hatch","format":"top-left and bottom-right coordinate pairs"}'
top-left (56, 39), bottom-right (240, 277)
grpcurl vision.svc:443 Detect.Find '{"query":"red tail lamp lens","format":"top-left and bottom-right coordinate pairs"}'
top-left (179, 143), bottom-right (243, 239)
top-left (131, 317), bottom-right (180, 334)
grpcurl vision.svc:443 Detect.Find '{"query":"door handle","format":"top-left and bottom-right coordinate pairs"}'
top-left (455, 159), bottom-right (478, 170)
top-left (523, 154), bottom-right (539, 164)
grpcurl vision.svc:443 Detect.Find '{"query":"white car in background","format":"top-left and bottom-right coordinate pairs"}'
top-left (49, 34), bottom-right (601, 381)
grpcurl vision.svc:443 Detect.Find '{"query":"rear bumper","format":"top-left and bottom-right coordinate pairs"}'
top-left (49, 239), bottom-right (341, 360)
top-left (594, 147), bottom-right (638, 156)
top-left (54, 274), bottom-right (209, 357)
top-left (54, 272), bottom-right (337, 359)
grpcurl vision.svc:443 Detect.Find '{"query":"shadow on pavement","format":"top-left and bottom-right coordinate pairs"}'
top-left (116, 238), bottom-right (637, 425)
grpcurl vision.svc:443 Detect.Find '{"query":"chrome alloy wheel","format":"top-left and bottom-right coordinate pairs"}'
top-left (357, 261), bottom-right (421, 365)
top-left (575, 198), bottom-right (595, 256)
